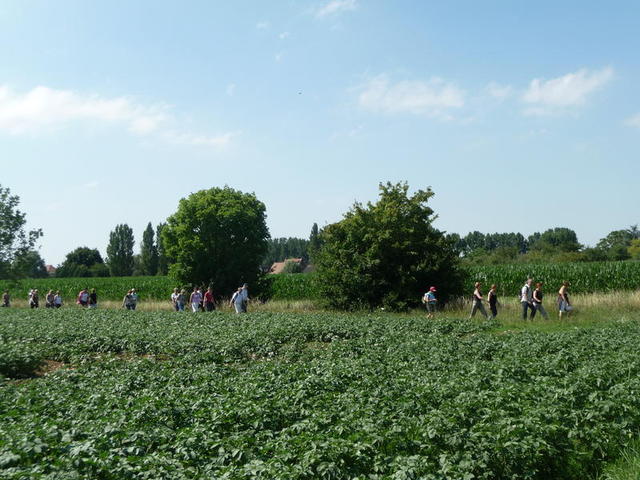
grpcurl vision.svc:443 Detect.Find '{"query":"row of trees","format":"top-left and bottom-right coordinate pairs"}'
top-left (55, 223), bottom-right (169, 278)
top-left (450, 226), bottom-right (640, 265)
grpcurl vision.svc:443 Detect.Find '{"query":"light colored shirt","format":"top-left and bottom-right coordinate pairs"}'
top-left (521, 284), bottom-right (532, 302)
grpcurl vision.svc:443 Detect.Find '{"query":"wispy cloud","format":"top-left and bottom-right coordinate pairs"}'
top-left (0, 85), bottom-right (166, 135)
top-left (279, 31), bottom-right (290, 40)
top-left (256, 21), bottom-right (269, 29)
top-left (275, 51), bottom-right (284, 62)
top-left (316, 0), bottom-right (357, 18)
top-left (226, 83), bottom-right (236, 96)
top-left (522, 67), bottom-right (613, 115)
top-left (357, 75), bottom-right (465, 118)
top-left (164, 131), bottom-right (238, 147)
top-left (83, 181), bottom-right (100, 189)
top-left (0, 84), bottom-right (234, 148)
top-left (485, 82), bottom-right (513, 100)
top-left (625, 113), bottom-right (640, 128)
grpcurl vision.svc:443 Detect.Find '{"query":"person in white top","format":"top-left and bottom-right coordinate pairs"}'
top-left (170, 288), bottom-right (180, 312)
top-left (520, 278), bottom-right (535, 320)
top-left (230, 284), bottom-right (249, 313)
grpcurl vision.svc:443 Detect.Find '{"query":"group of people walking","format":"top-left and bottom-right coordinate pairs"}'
top-left (170, 283), bottom-right (250, 314)
top-left (423, 278), bottom-right (573, 320)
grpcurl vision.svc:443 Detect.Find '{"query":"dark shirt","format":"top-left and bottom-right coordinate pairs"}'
top-left (533, 289), bottom-right (543, 303)
top-left (488, 291), bottom-right (497, 307)
top-left (89, 293), bottom-right (97, 304)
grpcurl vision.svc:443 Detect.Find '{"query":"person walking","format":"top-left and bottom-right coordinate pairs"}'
top-left (189, 287), bottom-right (202, 313)
top-left (77, 288), bottom-right (89, 307)
top-left (204, 286), bottom-right (216, 312)
top-left (520, 278), bottom-right (535, 320)
top-left (2, 290), bottom-right (10, 307)
top-left (122, 290), bottom-right (134, 310)
top-left (230, 286), bottom-right (245, 314)
top-left (129, 289), bottom-right (138, 310)
top-left (487, 284), bottom-right (500, 319)
top-left (171, 288), bottom-right (180, 311)
top-left (53, 291), bottom-right (63, 308)
top-left (88, 288), bottom-right (98, 309)
top-left (531, 282), bottom-right (549, 320)
top-left (558, 281), bottom-right (572, 320)
top-left (469, 282), bottom-right (488, 319)
top-left (45, 290), bottom-right (55, 308)
top-left (177, 289), bottom-right (186, 312)
top-left (29, 289), bottom-right (39, 308)
top-left (422, 286), bottom-right (437, 319)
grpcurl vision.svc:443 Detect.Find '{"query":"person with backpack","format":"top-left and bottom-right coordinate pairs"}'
top-left (531, 282), bottom-right (549, 320)
top-left (469, 282), bottom-right (488, 319)
top-left (520, 278), bottom-right (535, 320)
top-left (422, 286), bottom-right (437, 319)
top-left (122, 290), bottom-right (134, 310)
top-left (487, 284), bottom-right (500, 319)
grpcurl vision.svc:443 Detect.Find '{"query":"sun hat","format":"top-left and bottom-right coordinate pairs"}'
top-left (429, 286), bottom-right (437, 292)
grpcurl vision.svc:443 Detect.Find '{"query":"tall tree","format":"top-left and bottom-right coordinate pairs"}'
top-left (56, 247), bottom-right (108, 277)
top-left (308, 223), bottom-right (321, 262)
top-left (156, 222), bottom-right (169, 275)
top-left (12, 250), bottom-right (48, 278)
top-left (315, 182), bottom-right (464, 310)
top-left (0, 184), bottom-right (42, 279)
top-left (106, 224), bottom-right (135, 276)
top-left (162, 187), bottom-right (270, 293)
top-left (139, 222), bottom-right (159, 276)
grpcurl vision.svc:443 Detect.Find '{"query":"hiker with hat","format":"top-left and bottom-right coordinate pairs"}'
top-left (422, 286), bottom-right (438, 319)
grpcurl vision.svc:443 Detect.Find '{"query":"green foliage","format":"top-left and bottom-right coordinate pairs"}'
top-left (56, 247), bottom-right (107, 278)
top-left (106, 224), bottom-right (135, 277)
top-left (315, 182), bottom-right (464, 310)
top-left (467, 261), bottom-right (640, 296)
top-left (139, 222), bottom-right (159, 276)
top-left (281, 259), bottom-right (303, 274)
top-left (628, 239), bottom-right (640, 260)
top-left (10, 250), bottom-right (48, 279)
top-left (162, 186), bottom-right (269, 296)
top-left (308, 222), bottom-right (322, 262)
top-left (0, 184), bottom-right (43, 280)
top-left (156, 222), bottom-right (169, 275)
top-left (529, 227), bottom-right (582, 252)
top-left (2, 310), bottom-right (640, 478)
top-left (267, 273), bottom-right (319, 300)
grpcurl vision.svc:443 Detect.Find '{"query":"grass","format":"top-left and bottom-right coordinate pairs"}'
top-left (598, 440), bottom-right (640, 480)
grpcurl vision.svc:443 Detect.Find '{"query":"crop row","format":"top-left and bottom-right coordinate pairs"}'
top-left (1, 260), bottom-right (639, 303)
top-left (2, 309), bottom-right (640, 478)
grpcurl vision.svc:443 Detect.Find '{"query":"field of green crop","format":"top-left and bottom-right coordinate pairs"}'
top-left (2, 309), bottom-right (640, 478)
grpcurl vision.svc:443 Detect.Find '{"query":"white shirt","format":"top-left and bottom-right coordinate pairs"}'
top-left (520, 284), bottom-right (532, 302)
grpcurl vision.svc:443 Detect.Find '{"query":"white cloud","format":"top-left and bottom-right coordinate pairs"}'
top-left (522, 67), bottom-right (613, 115)
top-left (0, 84), bottom-right (235, 148)
top-left (165, 131), bottom-right (238, 147)
top-left (256, 21), bottom-right (269, 29)
top-left (226, 83), bottom-right (236, 96)
top-left (83, 181), bottom-right (100, 189)
top-left (0, 85), bottom-right (167, 135)
top-left (316, 0), bottom-right (357, 18)
top-left (275, 51), bottom-right (284, 62)
top-left (625, 113), bottom-right (640, 128)
top-left (279, 31), bottom-right (290, 40)
top-left (357, 75), bottom-right (465, 118)
top-left (485, 82), bottom-right (513, 100)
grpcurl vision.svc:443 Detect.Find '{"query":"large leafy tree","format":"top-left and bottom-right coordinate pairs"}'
top-left (529, 228), bottom-right (581, 253)
top-left (56, 247), bottom-right (109, 277)
top-left (12, 250), bottom-right (48, 278)
top-left (0, 184), bottom-right (42, 279)
top-left (139, 222), bottom-right (159, 276)
top-left (162, 186), bottom-right (270, 294)
top-left (315, 182), bottom-right (464, 310)
top-left (106, 224), bottom-right (135, 276)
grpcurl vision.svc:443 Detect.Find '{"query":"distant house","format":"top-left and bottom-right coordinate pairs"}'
top-left (269, 258), bottom-right (306, 274)
top-left (45, 265), bottom-right (57, 276)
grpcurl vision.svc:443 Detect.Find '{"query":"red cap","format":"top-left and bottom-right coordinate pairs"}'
top-left (430, 286), bottom-right (437, 292)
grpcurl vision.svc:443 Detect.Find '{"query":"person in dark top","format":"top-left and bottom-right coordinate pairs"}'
top-left (487, 284), bottom-right (499, 319)
top-left (469, 282), bottom-right (488, 319)
top-left (531, 282), bottom-right (549, 319)
top-left (30, 289), bottom-right (39, 308)
top-left (2, 291), bottom-right (10, 307)
top-left (88, 288), bottom-right (98, 309)
top-left (204, 286), bottom-right (216, 312)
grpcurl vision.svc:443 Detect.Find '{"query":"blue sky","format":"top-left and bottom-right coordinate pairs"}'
top-left (1, 0), bottom-right (639, 264)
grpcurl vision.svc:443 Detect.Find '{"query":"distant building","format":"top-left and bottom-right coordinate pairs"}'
top-left (45, 265), bottom-right (57, 276)
top-left (269, 258), bottom-right (306, 274)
